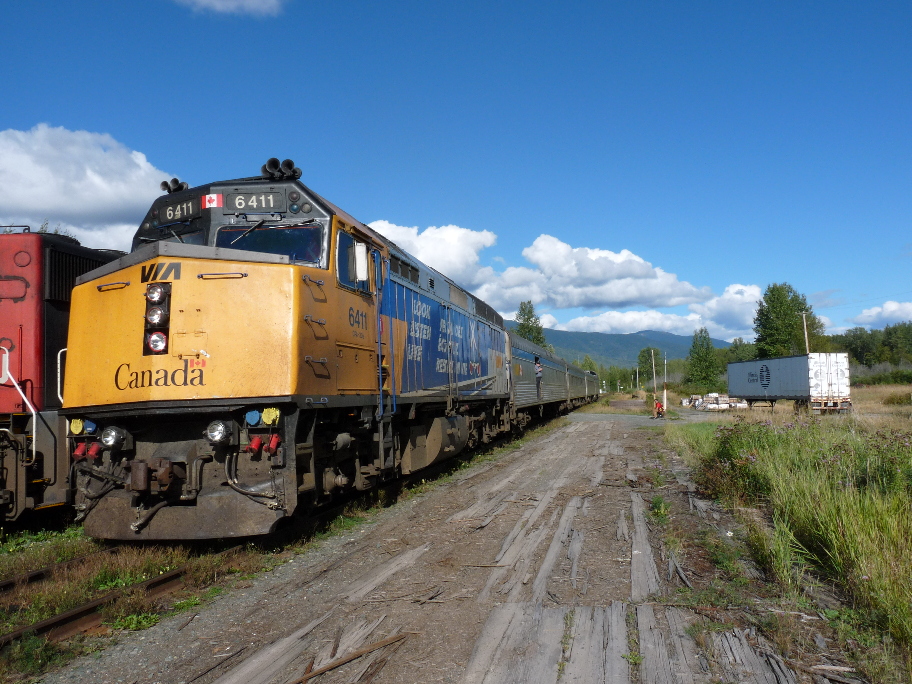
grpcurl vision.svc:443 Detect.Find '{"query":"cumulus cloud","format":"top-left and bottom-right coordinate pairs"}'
top-left (369, 220), bottom-right (497, 287)
top-left (687, 284), bottom-right (761, 333)
top-left (0, 124), bottom-right (169, 250)
top-left (850, 301), bottom-right (912, 327)
top-left (559, 310), bottom-right (705, 336)
top-left (172, 0), bottom-right (288, 15)
top-left (368, 221), bottom-right (755, 337)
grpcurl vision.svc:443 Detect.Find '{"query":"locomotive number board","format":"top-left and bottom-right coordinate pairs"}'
top-left (225, 193), bottom-right (287, 213)
top-left (160, 199), bottom-right (200, 222)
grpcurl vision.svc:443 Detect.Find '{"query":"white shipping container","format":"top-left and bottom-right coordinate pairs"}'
top-left (727, 353), bottom-right (851, 412)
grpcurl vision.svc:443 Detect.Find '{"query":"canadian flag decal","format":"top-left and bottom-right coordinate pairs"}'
top-left (202, 194), bottom-right (223, 208)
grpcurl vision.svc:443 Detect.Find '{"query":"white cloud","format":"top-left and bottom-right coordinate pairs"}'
top-left (687, 284), bottom-right (761, 333)
top-left (558, 310), bottom-right (705, 336)
top-left (369, 220), bottom-right (497, 287)
top-left (368, 221), bottom-right (758, 338)
top-left (0, 124), bottom-right (169, 251)
top-left (850, 301), bottom-right (912, 327)
top-left (539, 313), bottom-right (559, 329)
top-left (172, 0), bottom-right (287, 15)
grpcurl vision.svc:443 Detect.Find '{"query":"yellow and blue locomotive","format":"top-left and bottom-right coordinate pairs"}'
top-left (62, 160), bottom-right (598, 539)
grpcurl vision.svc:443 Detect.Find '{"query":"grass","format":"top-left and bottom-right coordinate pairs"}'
top-left (648, 495), bottom-right (670, 525)
top-left (0, 527), bottom-right (101, 582)
top-left (666, 386), bottom-right (912, 682)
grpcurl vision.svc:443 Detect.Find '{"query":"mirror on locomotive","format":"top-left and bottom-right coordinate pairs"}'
top-left (354, 242), bottom-right (369, 282)
top-left (337, 231), bottom-right (371, 293)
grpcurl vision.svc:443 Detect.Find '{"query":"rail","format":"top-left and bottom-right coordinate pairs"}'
top-left (0, 545), bottom-right (242, 648)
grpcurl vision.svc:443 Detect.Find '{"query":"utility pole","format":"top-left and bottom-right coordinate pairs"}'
top-left (650, 349), bottom-right (657, 398)
top-left (663, 352), bottom-right (668, 413)
top-left (801, 312), bottom-right (811, 354)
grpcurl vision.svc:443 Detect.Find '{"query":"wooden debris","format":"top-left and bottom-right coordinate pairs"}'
top-left (344, 545), bottom-right (430, 602)
top-left (292, 633), bottom-right (410, 683)
top-left (531, 497), bottom-right (581, 603)
top-left (616, 509), bottom-right (629, 542)
top-left (210, 609), bottom-right (333, 684)
top-left (568, 529), bottom-right (584, 588)
top-left (629, 492), bottom-right (661, 601)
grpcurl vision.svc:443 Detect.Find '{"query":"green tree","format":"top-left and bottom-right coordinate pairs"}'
top-left (753, 283), bottom-right (825, 358)
top-left (637, 347), bottom-right (661, 389)
top-left (514, 300), bottom-right (547, 347)
top-left (686, 327), bottom-right (721, 386)
top-left (580, 354), bottom-right (598, 373)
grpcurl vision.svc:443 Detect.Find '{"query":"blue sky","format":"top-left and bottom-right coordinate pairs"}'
top-left (2, 0), bottom-right (910, 340)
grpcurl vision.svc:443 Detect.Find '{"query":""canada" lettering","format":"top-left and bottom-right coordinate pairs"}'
top-left (114, 359), bottom-right (204, 390)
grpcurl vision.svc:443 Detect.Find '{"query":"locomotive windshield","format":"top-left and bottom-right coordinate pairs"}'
top-left (215, 223), bottom-right (323, 263)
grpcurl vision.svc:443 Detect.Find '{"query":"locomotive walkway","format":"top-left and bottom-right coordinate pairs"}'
top-left (41, 417), bottom-right (806, 684)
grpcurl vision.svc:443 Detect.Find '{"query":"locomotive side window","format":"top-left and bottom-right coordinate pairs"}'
top-left (215, 223), bottom-right (323, 263)
top-left (337, 231), bottom-right (370, 293)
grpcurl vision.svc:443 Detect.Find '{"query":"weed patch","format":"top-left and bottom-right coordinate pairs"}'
top-left (672, 416), bottom-right (912, 680)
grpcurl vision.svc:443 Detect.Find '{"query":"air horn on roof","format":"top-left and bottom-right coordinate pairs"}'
top-left (261, 157), bottom-right (302, 180)
top-left (160, 178), bottom-right (189, 194)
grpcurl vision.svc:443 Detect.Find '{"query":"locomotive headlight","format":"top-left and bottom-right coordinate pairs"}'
top-left (146, 283), bottom-right (166, 303)
top-left (146, 306), bottom-right (168, 325)
top-left (101, 426), bottom-right (128, 448)
top-left (146, 332), bottom-right (168, 353)
top-left (205, 420), bottom-right (231, 444)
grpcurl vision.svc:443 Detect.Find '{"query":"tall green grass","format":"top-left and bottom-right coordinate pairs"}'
top-left (670, 418), bottom-right (912, 646)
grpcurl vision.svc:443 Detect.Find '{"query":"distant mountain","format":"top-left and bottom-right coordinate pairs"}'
top-left (505, 324), bottom-right (731, 367)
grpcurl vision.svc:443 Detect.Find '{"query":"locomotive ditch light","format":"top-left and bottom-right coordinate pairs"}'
top-left (145, 306), bottom-right (168, 326)
top-left (146, 332), bottom-right (168, 353)
top-left (101, 426), bottom-right (129, 449)
top-left (205, 420), bottom-right (231, 444)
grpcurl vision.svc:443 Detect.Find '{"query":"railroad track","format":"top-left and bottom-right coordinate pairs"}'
top-left (0, 544), bottom-right (242, 649)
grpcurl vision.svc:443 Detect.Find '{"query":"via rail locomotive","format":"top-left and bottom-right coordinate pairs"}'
top-left (0, 229), bottom-right (121, 521)
top-left (62, 161), bottom-right (598, 540)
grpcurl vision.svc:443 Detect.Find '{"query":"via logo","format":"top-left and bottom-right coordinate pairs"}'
top-left (141, 262), bottom-right (182, 283)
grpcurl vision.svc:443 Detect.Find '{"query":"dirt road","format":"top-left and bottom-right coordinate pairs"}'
top-left (39, 416), bottom-right (801, 684)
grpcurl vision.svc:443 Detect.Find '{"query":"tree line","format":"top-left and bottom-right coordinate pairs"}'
top-left (513, 283), bottom-right (912, 394)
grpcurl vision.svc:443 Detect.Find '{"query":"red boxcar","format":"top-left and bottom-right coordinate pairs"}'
top-left (0, 230), bottom-right (121, 520)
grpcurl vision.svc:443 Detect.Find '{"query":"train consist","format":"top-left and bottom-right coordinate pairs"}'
top-left (0, 230), bottom-right (122, 521)
top-left (60, 160), bottom-right (599, 540)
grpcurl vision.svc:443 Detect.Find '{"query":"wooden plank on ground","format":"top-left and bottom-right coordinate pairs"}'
top-left (211, 608), bottom-right (334, 684)
top-left (531, 497), bottom-right (581, 603)
top-left (629, 493), bottom-right (661, 601)
top-left (636, 604), bottom-right (676, 684)
top-left (344, 545), bottom-right (429, 602)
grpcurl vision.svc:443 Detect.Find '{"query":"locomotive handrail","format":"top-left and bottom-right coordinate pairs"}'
top-left (302, 274), bottom-right (325, 286)
top-left (0, 348), bottom-right (37, 466)
top-left (56, 348), bottom-right (66, 405)
top-left (96, 281), bottom-right (130, 292)
top-left (197, 272), bottom-right (248, 279)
